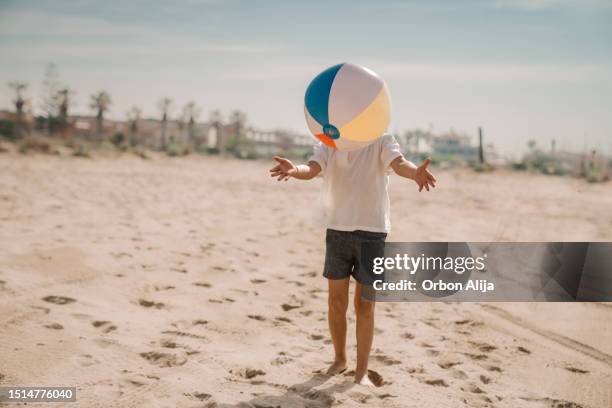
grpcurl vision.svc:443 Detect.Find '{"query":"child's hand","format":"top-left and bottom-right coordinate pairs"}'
top-left (415, 158), bottom-right (436, 192)
top-left (269, 156), bottom-right (298, 181)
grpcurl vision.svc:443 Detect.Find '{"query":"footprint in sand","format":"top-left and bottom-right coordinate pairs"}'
top-left (517, 346), bottom-right (531, 354)
top-left (271, 356), bottom-right (293, 366)
top-left (193, 319), bottom-right (208, 326)
top-left (139, 351), bottom-right (187, 368)
top-left (422, 378), bottom-right (448, 387)
top-left (250, 278), bottom-right (267, 284)
top-left (44, 323), bottom-right (64, 330)
top-left (521, 397), bottom-right (584, 408)
top-left (232, 367), bottom-right (266, 379)
top-left (160, 339), bottom-right (199, 355)
top-left (437, 358), bottom-right (462, 369)
top-left (248, 314), bottom-right (266, 321)
top-left (401, 332), bottom-right (415, 340)
top-left (275, 316), bottom-right (292, 323)
top-left (154, 285), bottom-right (175, 291)
top-left (479, 374), bottom-right (491, 384)
top-left (185, 392), bottom-right (213, 404)
top-left (469, 341), bottom-right (497, 353)
top-left (451, 369), bottom-right (468, 380)
top-left (420, 318), bottom-right (440, 328)
top-left (73, 354), bottom-right (99, 367)
top-left (565, 366), bottom-right (589, 374)
top-left (161, 339), bottom-right (178, 349)
top-left (161, 330), bottom-right (208, 341)
top-left (281, 303), bottom-right (302, 311)
top-left (375, 355), bottom-right (401, 366)
top-left (344, 369), bottom-right (387, 387)
top-left (43, 296), bottom-right (76, 305)
top-left (405, 366), bottom-right (425, 374)
top-left (465, 383), bottom-right (486, 394)
top-left (454, 319), bottom-right (484, 328)
top-left (309, 334), bottom-right (324, 341)
top-left (92, 320), bottom-right (117, 333)
top-left (299, 271), bottom-right (317, 278)
top-left (138, 299), bottom-right (165, 309)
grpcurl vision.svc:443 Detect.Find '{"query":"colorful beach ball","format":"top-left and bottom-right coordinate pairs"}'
top-left (304, 63), bottom-right (391, 151)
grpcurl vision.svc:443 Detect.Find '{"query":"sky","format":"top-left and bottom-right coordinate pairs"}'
top-left (0, 0), bottom-right (611, 156)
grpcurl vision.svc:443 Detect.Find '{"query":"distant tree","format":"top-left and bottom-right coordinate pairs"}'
top-left (478, 126), bottom-right (484, 164)
top-left (41, 63), bottom-right (61, 134)
top-left (209, 110), bottom-right (222, 128)
top-left (126, 106), bottom-right (142, 146)
top-left (8, 81), bottom-right (28, 115)
top-left (7, 81), bottom-right (29, 138)
top-left (157, 97), bottom-right (172, 150)
top-left (183, 101), bottom-right (201, 145)
top-left (527, 139), bottom-right (537, 152)
top-left (56, 87), bottom-right (74, 131)
top-left (89, 91), bottom-right (112, 138)
top-left (226, 110), bottom-right (247, 155)
top-left (209, 110), bottom-right (223, 151)
top-left (229, 110), bottom-right (247, 140)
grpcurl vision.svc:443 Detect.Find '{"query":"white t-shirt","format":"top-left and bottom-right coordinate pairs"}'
top-left (309, 134), bottom-right (403, 233)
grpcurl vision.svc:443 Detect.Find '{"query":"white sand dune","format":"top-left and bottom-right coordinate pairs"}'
top-left (0, 153), bottom-right (610, 407)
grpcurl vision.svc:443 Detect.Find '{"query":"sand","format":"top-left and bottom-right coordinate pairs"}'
top-left (0, 152), bottom-right (611, 408)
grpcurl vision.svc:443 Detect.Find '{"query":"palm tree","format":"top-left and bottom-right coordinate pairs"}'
top-left (157, 97), bottom-right (172, 150)
top-left (183, 101), bottom-right (201, 146)
top-left (126, 106), bottom-right (142, 146)
top-left (89, 91), bottom-right (111, 138)
top-left (8, 81), bottom-right (29, 138)
top-left (8, 81), bottom-right (28, 116)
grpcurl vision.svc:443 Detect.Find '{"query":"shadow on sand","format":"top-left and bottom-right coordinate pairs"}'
top-left (217, 372), bottom-right (357, 408)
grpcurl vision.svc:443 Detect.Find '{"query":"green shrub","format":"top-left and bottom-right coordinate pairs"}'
top-left (18, 136), bottom-right (56, 154)
top-left (111, 132), bottom-right (125, 146)
top-left (586, 169), bottom-right (609, 183)
top-left (166, 142), bottom-right (191, 157)
top-left (471, 162), bottom-right (495, 173)
top-left (72, 143), bottom-right (91, 158)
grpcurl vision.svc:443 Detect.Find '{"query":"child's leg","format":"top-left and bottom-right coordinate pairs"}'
top-left (354, 281), bottom-right (375, 384)
top-left (326, 277), bottom-right (349, 374)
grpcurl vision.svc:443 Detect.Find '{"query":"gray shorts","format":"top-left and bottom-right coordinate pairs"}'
top-left (323, 229), bottom-right (387, 284)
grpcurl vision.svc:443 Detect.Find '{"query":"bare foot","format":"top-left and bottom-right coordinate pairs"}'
top-left (326, 359), bottom-right (347, 375)
top-left (354, 369), bottom-right (384, 387)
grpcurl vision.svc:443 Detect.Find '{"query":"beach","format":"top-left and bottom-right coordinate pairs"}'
top-left (0, 152), bottom-right (611, 408)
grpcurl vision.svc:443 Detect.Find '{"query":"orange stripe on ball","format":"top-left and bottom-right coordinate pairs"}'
top-left (316, 133), bottom-right (337, 149)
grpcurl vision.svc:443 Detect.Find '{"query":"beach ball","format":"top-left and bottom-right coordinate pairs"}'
top-left (304, 63), bottom-right (391, 151)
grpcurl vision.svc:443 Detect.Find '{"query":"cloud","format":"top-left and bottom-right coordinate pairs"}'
top-left (0, 8), bottom-right (282, 59)
top-left (494, 0), bottom-right (612, 11)
top-left (376, 62), bottom-right (611, 82)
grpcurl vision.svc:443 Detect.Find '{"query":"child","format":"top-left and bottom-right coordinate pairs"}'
top-left (269, 134), bottom-right (436, 385)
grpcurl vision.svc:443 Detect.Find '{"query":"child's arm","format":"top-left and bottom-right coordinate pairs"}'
top-left (390, 156), bottom-right (437, 192)
top-left (269, 156), bottom-right (321, 181)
